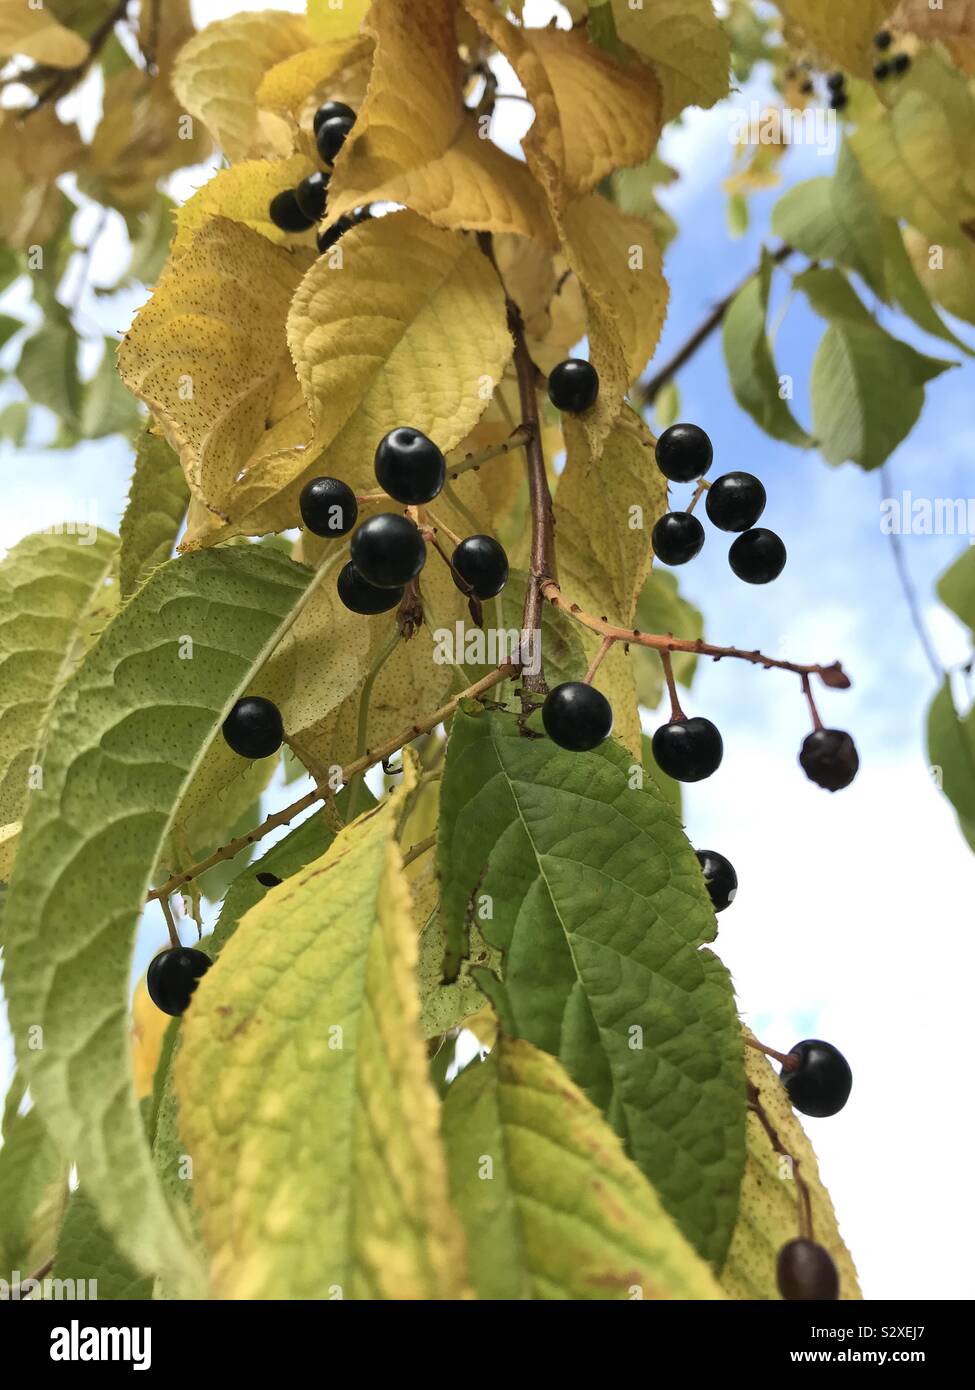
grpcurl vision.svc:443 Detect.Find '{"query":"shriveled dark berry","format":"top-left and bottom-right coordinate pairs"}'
top-left (799, 729), bottom-right (859, 791)
top-left (777, 1239), bottom-right (840, 1300)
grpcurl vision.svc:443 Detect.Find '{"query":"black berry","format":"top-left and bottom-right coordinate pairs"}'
top-left (451, 535), bottom-right (509, 599)
top-left (547, 359), bottom-right (599, 414)
top-left (655, 423), bottom-right (713, 483)
top-left (350, 513), bottom-right (426, 588)
top-left (651, 511), bottom-right (705, 566)
top-left (782, 1039), bottom-right (853, 1118)
top-left (874, 30), bottom-right (892, 51)
top-left (696, 849), bottom-right (737, 913)
top-left (705, 471), bottom-right (766, 532)
top-left (652, 716), bottom-right (723, 783)
top-left (337, 561), bottom-right (404, 614)
top-left (313, 100), bottom-right (355, 135)
top-left (299, 476), bottom-right (357, 536)
top-left (826, 72), bottom-right (845, 92)
top-left (147, 947), bottom-right (211, 1017)
top-left (799, 78), bottom-right (814, 95)
top-left (222, 696), bottom-right (284, 759)
top-left (317, 215), bottom-right (354, 254)
top-left (256, 871), bottom-right (282, 887)
top-left (295, 170), bottom-right (329, 222)
top-left (542, 682), bottom-right (613, 752)
top-left (829, 91), bottom-right (848, 111)
top-left (777, 1239), bottom-right (840, 1301)
top-left (268, 188), bottom-right (313, 233)
top-left (799, 728), bottom-right (859, 791)
top-left (728, 528), bottom-right (786, 584)
top-left (892, 52), bottom-right (911, 76)
top-left (873, 60), bottom-right (890, 81)
top-left (316, 113), bottom-right (354, 164)
top-left (374, 428), bottom-right (445, 504)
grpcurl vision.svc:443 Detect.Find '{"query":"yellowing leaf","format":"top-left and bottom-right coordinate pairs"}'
top-left (256, 35), bottom-right (372, 124)
top-left (119, 431), bottom-right (190, 601)
top-left (0, 108), bottom-right (83, 249)
top-left (307, 0), bottom-right (372, 41)
top-left (610, 0), bottom-right (731, 122)
top-left (326, 0), bottom-right (553, 243)
top-left (778, 0), bottom-right (899, 78)
top-left (721, 1034), bottom-right (861, 1299)
top-left (904, 225), bottom-right (975, 325)
top-left (118, 217), bottom-right (314, 532)
top-left (173, 153), bottom-right (319, 257)
top-left (0, 5), bottom-right (88, 67)
top-left (130, 979), bottom-right (171, 1100)
top-left (895, 0), bottom-right (975, 73)
top-left (175, 800), bottom-right (472, 1299)
top-left (172, 10), bottom-right (312, 161)
top-left (0, 819), bottom-right (20, 882)
top-left (443, 1036), bottom-right (725, 1299)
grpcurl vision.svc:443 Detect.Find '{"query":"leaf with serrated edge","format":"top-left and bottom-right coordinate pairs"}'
top-left (0, 528), bottom-right (118, 827)
top-left (257, 36), bottom-right (372, 124)
top-left (172, 154), bottom-right (319, 258)
top-left (119, 432), bottom-right (190, 600)
top-left (610, 0), bottom-right (730, 122)
top-left (443, 1035), bottom-right (725, 1299)
top-left (437, 708), bottom-right (746, 1266)
top-left (3, 545), bottom-right (347, 1295)
top-left (721, 1034), bottom-right (861, 1299)
top-left (175, 798), bottom-right (472, 1299)
top-left (172, 10), bottom-right (311, 161)
top-left (722, 250), bottom-right (812, 447)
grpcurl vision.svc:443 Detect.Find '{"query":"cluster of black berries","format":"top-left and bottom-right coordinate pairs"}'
top-left (872, 29), bottom-right (911, 82)
top-left (267, 99), bottom-right (364, 253)
top-left (652, 423), bottom-right (787, 585)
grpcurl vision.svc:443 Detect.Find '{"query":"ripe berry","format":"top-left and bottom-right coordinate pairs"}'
top-left (313, 100), bottom-right (355, 135)
top-left (337, 561), bottom-right (404, 614)
top-left (873, 60), bottom-right (890, 81)
top-left (542, 682), bottom-right (613, 752)
top-left (696, 849), bottom-right (737, 913)
top-left (548, 359), bottom-right (599, 413)
top-left (652, 716), bottom-right (723, 783)
top-left (317, 215), bottom-right (353, 254)
top-left (799, 728), bottom-right (859, 791)
top-left (295, 170), bottom-right (329, 222)
top-left (799, 79), bottom-right (814, 96)
top-left (782, 1039), bottom-right (853, 1118)
top-left (350, 514), bottom-right (426, 588)
top-left (826, 72), bottom-right (845, 92)
top-left (728, 527), bottom-right (786, 584)
top-left (777, 1239), bottom-right (840, 1301)
top-left (316, 113), bottom-right (354, 164)
top-left (147, 947), bottom-right (210, 1017)
top-left (374, 427), bottom-right (446, 504)
top-left (222, 696), bottom-right (284, 759)
top-left (892, 52), bottom-right (911, 76)
top-left (451, 535), bottom-right (509, 599)
top-left (874, 30), bottom-right (892, 51)
top-left (829, 91), bottom-right (848, 111)
top-left (705, 471), bottom-right (766, 532)
top-left (299, 476), bottom-right (357, 536)
top-left (655, 422), bottom-right (713, 483)
top-left (268, 188), bottom-right (313, 233)
top-left (651, 511), bottom-right (705, 566)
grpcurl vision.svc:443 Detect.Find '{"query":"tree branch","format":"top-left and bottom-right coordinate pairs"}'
top-left (637, 243), bottom-right (794, 407)
top-left (25, 0), bottom-right (132, 115)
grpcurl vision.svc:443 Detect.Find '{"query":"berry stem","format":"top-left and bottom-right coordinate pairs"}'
top-left (159, 894), bottom-right (181, 950)
top-left (146, 664), bottom-right (517, 903)
top-left (686, 479), bottom-right (711, 515)
top-left (541, 578), bottom-right (850, 688)
top-left (401, 833), bottom-right (437, 868)
top-left (747, 1082), bottom-right (814, 1242)
top-left (801, 672), bottom-right (824, 732)
top-left (746, 1034), bottom-right (800, 1072)
top-left (445, 425), bottom-right (534, 481)
top-left (423, 512), bottom-right (463, 547)
top-left (583, 635), bottom-right (615, 685)
top-left (660, 649), bottom-right (686, 721)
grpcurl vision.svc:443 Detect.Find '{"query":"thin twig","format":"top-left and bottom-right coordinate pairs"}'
top-left (659, 649), bottom-right (685, 721)
top-left (880, 464), bottom-right (943, 681)
top-left (746, 1035), bottom-right (800, 1072)
top-left (402, 833), bottom-right (436, 868)
top-left (25, 0), bottom-right (131, 115)
top-left (583, 635), bottom-right (615, 685)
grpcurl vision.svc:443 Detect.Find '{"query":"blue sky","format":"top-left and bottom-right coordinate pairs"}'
top-left (2, 0), bottom-right (974, 1299)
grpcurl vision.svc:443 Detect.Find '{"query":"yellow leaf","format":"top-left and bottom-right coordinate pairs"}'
top-left (307, 0), bottom-right (372, 41)
top-left (175, 799), bottom-right (472, 1299)
top-left (778, 0), bottom-right (900, 79)
top-left (0, 820), bottom-right (20, 882)
top-left (172, 10), bottom-right (312, 161)
top-left (610, 0), bottom-right (730, 123)
top-left (118, 217), bottom-right (314, 531)
top-left (172, 153), bottom-right (319, 257)
top-left (554, 409), bottom-right (665, 755)
top-left (0, 5), bottom-right (89, 68)
top-left (894, 0), bottom-right (975, 73)
top-left (903, 224), bottom-right (975, 324)
top-left (130, 979), bottom-right (171, 1100)
top-left (0, 108), bottom-right (83, 249)
top-left (257, 35), bottom-right (373, 126)
top-left (326, 0), bottom-right (554, 244)
top-left (721, 1034), bottom-right (862, 1300)
top-left (443, 1036), bottom-right (725, 1299)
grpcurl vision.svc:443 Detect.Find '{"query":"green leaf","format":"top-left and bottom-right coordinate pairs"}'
top-left (3, 544), bottom-right (344, 1296)
top-left (52, 1190), bottom-right (154, 1300)
top-left (654, 379), bottom-right (680, 431)
top-left (0, 1108), bottom-right (67, 1275)
top-left (771, 146), bottom-right (887, 298)
top-left (632, 570), bottom-right (703, 710)
top-left (0, 401), bottom-right (30, 445)
top-left (437, 708), bottom-right (746, 1266)
top-left (119, 431), bottom-right (190, 600)
top-left (879, 222), bottom-right (974, 356)
top-left (79, 339), bottom-right (144, 440)
top-left (726, 191), bottom-right (749, 240)
top-left (442, 1036), bottom-right (724, 1299)
top-left (0, 312), bottom-right (23, 349)
top-left (938, 540), bottom-right (975, 632)
top-left (722, 250), bottom-right (812, 447)
top-left (928, 680), bottom-right (975, 854)
top-left (0, 527), bottom-right (118, 827)
top-left (15, 321), bottom-right (81, 427)
top-left (174, 797), bottom-right (472, 1299)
